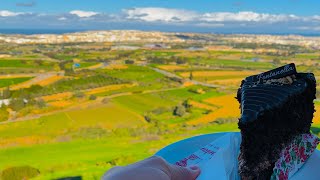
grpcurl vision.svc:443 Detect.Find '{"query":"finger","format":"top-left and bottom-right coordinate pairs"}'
top-left (169, 165), bottom-right (201, 180)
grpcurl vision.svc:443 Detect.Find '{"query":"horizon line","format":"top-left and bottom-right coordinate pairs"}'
top-left (1, 29), bottom-right (320, 37)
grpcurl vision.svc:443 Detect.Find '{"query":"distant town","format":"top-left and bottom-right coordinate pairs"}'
top-left (1, 30), bottom-right (320, 49)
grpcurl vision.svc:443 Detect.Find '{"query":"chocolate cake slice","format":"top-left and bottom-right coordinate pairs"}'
top-left (236, 63), bottom-right (316, 179)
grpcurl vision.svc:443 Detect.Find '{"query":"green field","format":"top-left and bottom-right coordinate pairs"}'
top-left (191, 58), bottom-right (275, 69)
top-left (0, 103), bottom-right (145, 139)
top-left (0, 42), bottom-right (320, 180)
top-left (0, 122), bottom-right (239, 180)
top-left (0, 60), bottom-right (54, 69)
top-left (295, 53), bottom-right (320, 59)
top-left (0, 77), bottom-right (33, 88)
top-left (103, 65), bottom-right (165, 83)
top-left (112, 87), bottom-right (223, 114)
top-left (1, 121), bottom-right (317, 180)
top-left (0, 85), bottom-right (228, 179)
top-left (93, 65), bottom-right (181, 96)
top-left (152, 51), bottom-right (180, 57)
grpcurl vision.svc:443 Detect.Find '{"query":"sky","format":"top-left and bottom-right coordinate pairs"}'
top-left (1, 0), bottom-right (320, 34)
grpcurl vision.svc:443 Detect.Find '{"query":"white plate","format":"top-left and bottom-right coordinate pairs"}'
top-left (156, 132), bottom-right (236, 163)
top-left (156, 132), bottom-right (320, 180)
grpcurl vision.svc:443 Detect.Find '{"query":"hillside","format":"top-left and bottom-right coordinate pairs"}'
top-left (0, 36), bottom-right (319, 179)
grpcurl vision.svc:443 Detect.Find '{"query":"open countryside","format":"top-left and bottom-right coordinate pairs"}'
top-left (0, 31), bottom-right (320, 179)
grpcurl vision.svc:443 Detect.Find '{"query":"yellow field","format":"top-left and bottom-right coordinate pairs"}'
top-left (104, 64), bottom-right (128, 70)
top-left (158, 65), bottom-right (189, 71)
top-left (189, 100), bottom-right (216, 110)
top-left (85, 83), bottom-right (134, 95)
top-left (208, 78), bottom-right (244, 87)
top-left (188, 94), bottom-right (240, 125)
top-left (41, 84), bottom-right (134, 103)
top-left (9, 79), bottom-right (35, 90)
top-left (48, 100), bottom-right (74, 108)
top-left (37, 75), bottom-right (64, 86)
top-left (81, 63), bottom-right (104, 70)
top-left (182, 81), bottom-right (194, 87)
top-left (176, 51), bottom-right (207, 58)
top-left (65, 103), bottom-right (146, 129)
top-left (313, 104), bottom-right (320, 124)
top-left (0, 135), bottom-right (51, 147)
top-left (42, 92), bottom-right (73, 102)
top-left (188, 94), bottom-right (320, 125)
top-left (180, 70), bottom-right (258, 77)
top-left (0, 75), bottom-right (33, 79)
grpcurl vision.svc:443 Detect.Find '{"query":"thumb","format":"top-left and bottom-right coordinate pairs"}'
top-left (169, 165), bottom-right (201, 180)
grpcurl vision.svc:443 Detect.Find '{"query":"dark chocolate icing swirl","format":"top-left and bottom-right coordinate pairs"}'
top-left (236, 64), bottom-right (316, 179)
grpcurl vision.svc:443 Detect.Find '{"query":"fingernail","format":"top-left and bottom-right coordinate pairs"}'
top-left (189, 166), bottom-right (200, 171)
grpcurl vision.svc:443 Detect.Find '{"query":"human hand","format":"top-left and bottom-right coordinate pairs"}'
top-left (102, 156), bottom-right (201, 180)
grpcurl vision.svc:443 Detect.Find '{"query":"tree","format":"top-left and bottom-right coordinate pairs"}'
top-left (189, 71), bottom-right (193, 80)
top-left (0, 107), bottom-right (9, 122)
top-left (36, 98), bottom-right (47, 108)
top-left (173, 105), bottom-right (186, 117)
top-left (182, 99), bottom-right (193, 112)
top-left (273, 58), bottom-right (281, 65)
top-left (73, 91), bottom-right (85, 99)
top-left (101, 98), bottom-right (110, 104)
top-left (89, 94), bottom-right (97, 100)
top-left (144, 113), bottom-right (153, 123)
top-left (53, 64), bottom-right (61, 71)
top-left (9, 98), bottom-right (25, 111)
top-left (2, 86), bottom-right (10, 99)
top-left (125, 60), bottom-right (134, 64)
top-left (176, 58), bottom-right (187, 64)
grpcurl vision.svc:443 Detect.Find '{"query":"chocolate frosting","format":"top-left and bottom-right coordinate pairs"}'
top-left (237, 64), bottom-right (315, 123)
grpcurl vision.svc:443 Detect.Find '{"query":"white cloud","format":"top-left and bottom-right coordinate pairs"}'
top-left (70, 10), bottom-right (99, 18)
top-left (0, 10), bottom-right (22, 17)
top-left (58, 17), bottom-right (67, 21)
top-left (312, 15), bottom-right (320, 21)
top-left (195, 23), bottom-right (225, 27)
top-left (123, 8), bottom-right (301, 23)
top-left (124, 7), bottom-right (198, 22)
top-left (1, 7), bottom-right (320, 33)
top-left (201, 11), bottom-right (299, 22)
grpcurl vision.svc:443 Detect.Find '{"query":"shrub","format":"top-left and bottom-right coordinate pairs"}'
top-left (188, 87), bottom-right (205, 94)
top-left (101, 98), bottom-right (110, 104)
top-left (211, 117), bottom-right (238, 124)
top-left (144, 115), bottom-right (152, 123)
top-left (36, 98), bottom-right (47, 108)
top-left (151, 107), bottom-right (171, 115)
top-left (125, 60), bottom-right (134, 64)
top-left (173, 105), bottom-right (186, 117)
top-left (0, 108), bottom-right (9, 122)
top-left (9, 98), bottom-right (26, 111)
top-left (182, 99), bottom-right (192, 109)
top-left (73, 91), bottom-right (85, 99)
top-left (189, 71), bottom-right (193, 80)
top-left (89, 94), bottom-right (97, 100)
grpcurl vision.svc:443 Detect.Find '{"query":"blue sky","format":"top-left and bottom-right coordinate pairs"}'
top-left (1, 0), bottom-right (320, 34)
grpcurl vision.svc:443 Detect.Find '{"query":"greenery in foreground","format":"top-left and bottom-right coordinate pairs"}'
top-left (0, 122), bottom-right (239, 180)
top-left (0, 122), bottom-right (319, 180)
